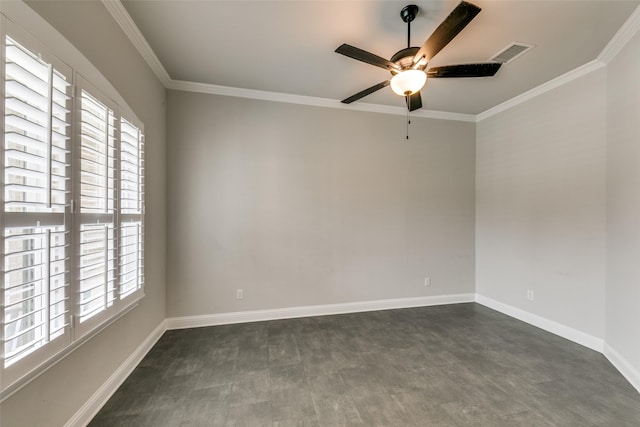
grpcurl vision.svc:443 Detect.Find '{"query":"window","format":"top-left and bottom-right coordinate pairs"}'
top-left (72, 79), bottom-right (145, 338)
top-left (1, 31), bottom-right (145, 393)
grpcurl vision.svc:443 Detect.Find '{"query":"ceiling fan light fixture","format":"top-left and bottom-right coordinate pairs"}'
top-left (390, 69), bottom-right (426, 96)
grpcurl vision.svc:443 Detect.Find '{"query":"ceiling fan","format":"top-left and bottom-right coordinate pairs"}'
top-left (335, 1), bottom-right (501, 111)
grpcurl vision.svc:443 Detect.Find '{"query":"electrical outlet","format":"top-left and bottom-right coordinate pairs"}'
top-left (527, 290), bottom-right (534, 301)
top-left (236, 289), bottom-right (244, 300)
top-left (424, 277), bottom-right (431, 287)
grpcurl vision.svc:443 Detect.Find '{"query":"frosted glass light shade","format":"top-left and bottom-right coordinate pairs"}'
top-left (390, 70), bottom-right (427, 96)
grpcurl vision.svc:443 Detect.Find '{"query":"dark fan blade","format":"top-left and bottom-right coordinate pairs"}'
top-left (406, 92), bottom-right (422, 111)
top-left (427, 63), bottom-right (501, 78)
top-left (412, 1), bottom-right (481, 67)
top-left (336, 44), bottom-right (399, 72)
top-left (341, 80), bottom-right (390, 104)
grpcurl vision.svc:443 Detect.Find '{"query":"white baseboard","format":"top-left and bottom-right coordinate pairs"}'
top-left (65, 320), bottom-right (167, 427)
top-left (166, 293), bottom-right (476, 330)
top-left (604, 343), bottom-right (640, 394)
top-left (475, 294), bottom-right (605, 353)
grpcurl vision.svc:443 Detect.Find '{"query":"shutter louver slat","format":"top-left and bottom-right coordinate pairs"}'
top-left (6, 132), bottom-right (69, 155)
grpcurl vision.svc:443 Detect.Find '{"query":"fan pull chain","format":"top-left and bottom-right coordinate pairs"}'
top-left (407, 108), bottom-right (411, 139)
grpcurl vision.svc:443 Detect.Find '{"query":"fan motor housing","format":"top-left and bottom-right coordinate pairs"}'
top-left (390, 47), bottom-right (420, 74)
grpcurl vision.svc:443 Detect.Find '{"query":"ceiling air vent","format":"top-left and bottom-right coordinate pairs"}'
top-left (490, 42), bottom-right (533, 64)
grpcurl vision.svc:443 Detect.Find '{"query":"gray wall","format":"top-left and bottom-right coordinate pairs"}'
top-left (606, 30), bottom-right (640, 378)
top-left (476, 27), bottom-right (640, 379)
top-left (166, 91), bottom-right (476, 317)
top-left (1, 2), bottom-right (166, 426)
top-left (2, 1), bottom-right (638, 424)
top-left (476, 69), bottom-right (608, 339)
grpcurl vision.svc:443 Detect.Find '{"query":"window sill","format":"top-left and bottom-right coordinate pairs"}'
top-left (0, 294), bottom-right (144, 402)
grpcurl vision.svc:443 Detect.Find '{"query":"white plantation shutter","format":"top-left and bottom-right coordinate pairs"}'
top-left (76, 88), bottom-right (117, 325)
top-left (3, 227), bottom-right (68, 364)
top-left (73, 78), bottom-right (145, 337)
top-left (77, 223), bottom-right (116, 320)
top-left (1, 28), bottom-right (145, 394)
top-left (4, 38), bottom-right (70, 214)
top-left (2, 36), bottom-right (72, 372)
top-left (119, 118), bottom-right (144, 299)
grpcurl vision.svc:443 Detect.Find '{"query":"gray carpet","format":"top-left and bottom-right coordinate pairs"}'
top-left (89, 303), bottom-right (640, 426)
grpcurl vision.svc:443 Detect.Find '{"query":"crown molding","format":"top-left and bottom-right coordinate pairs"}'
top-left (103, 0), bottom-right (472, 122)
top-left (101, 0), bottom-right (171, 86)
top-left (598, 4), bottom-right (640, 64)
top-left (167, 79), bottom-right (476, 122)
top-left (105, 0), bottom-right (639, 123)
top-left (476, 60), bottom-right (606, 122)
top-left (477, 3), bottom-right (640, 122)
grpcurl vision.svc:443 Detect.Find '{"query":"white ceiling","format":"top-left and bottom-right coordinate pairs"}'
top-left (121, 0), bottom-right (639, 115)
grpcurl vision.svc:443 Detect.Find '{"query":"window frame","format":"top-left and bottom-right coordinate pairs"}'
top-left (0, 14), bottom-right (146, 400)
